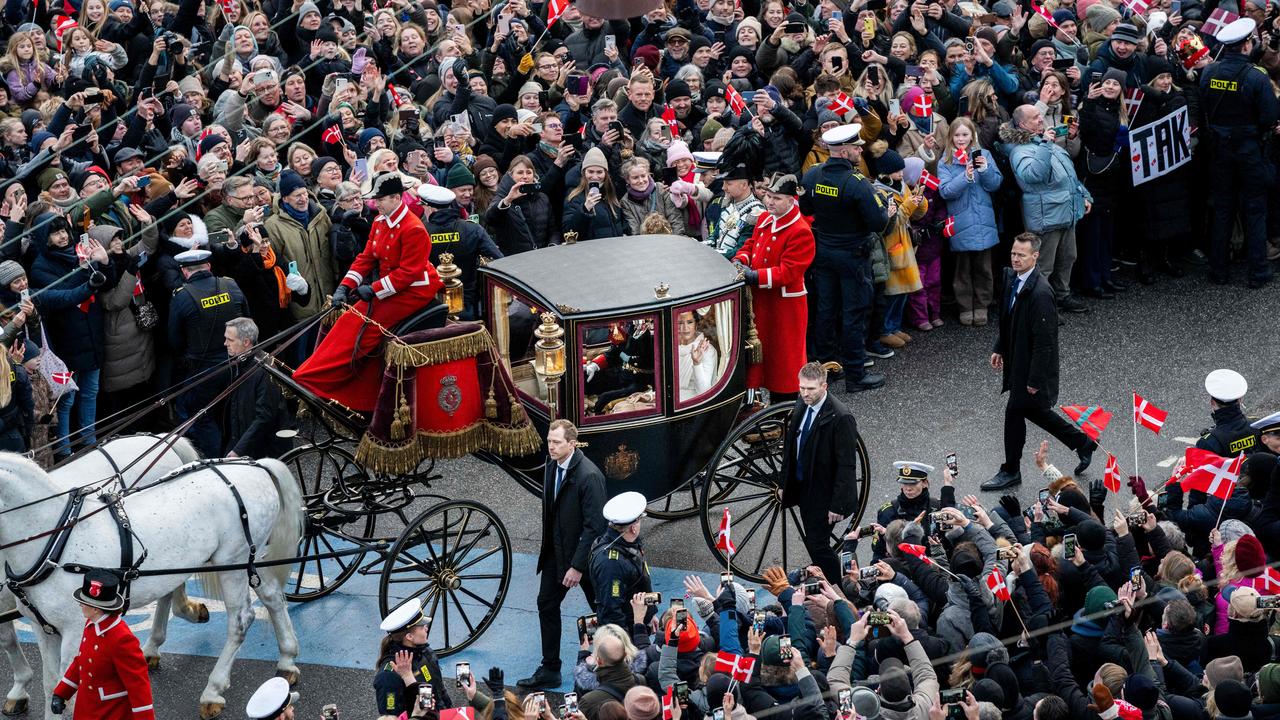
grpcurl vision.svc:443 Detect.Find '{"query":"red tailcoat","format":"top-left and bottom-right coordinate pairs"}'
top-left (53, 614), bottom-right (155, 720)
top-left (294, 202), bottom-right (444, 411)
top-left (733, 203), bottom-right (815, 394)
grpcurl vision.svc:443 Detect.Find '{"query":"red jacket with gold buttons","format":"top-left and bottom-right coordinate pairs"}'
top-left (53, 614), bottom-right (155, 720)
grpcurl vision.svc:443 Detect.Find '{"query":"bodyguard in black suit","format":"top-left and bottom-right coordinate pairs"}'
top-left (518, 419), bottom-right (607, 690)
top-left (781, 362), bottom-right (862, 581)
top-left (984, 234), bottom-right (1096, 491)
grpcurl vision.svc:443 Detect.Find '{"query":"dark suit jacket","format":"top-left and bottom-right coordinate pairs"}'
top-left (993, 267), bottom-right (1060, 409)
top-left (781, 394), bottom-right (860, 517)
top-left (538, 450), bottom-right (607, 577)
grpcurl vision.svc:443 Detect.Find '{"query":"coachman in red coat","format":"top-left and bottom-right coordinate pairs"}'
top-left (732, 175), bottom-right (816, 396)
top-left (293, 174), bottom-right (447, 412)
top-left (51, 570), bottom-right (154, 720)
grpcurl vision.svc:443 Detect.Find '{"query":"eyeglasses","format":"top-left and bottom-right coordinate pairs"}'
top-left (537, 63), bottom-right (559, 70)
top-left (544, 123), bottom-right (563, 130)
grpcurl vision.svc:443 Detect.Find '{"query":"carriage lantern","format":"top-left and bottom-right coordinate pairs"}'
top-left (534, 313), bottom-right (566, 418)
top-left (438, 253), bottom-right (464, 316)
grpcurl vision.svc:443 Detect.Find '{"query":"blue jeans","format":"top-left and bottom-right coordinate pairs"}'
top-left (882, 294), bottom-right (909, 335)
top-left (54, 367), bottom-right (100, 456)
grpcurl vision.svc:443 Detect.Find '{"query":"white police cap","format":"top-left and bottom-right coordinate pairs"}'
top-left (692, 151), bottom-right (722, 171)
top-left (417, 183), bottom-right (457, 207)
top-left (245, 677), bottom-right (298, 720)
top-left (1205, 368), bottom-right (1248, 402)
top-left (603, 491), bottom-right (647, 525)
top-left (174, 249), bottom-right (212, 267)
top-left (893, 461), bottom-right (934, 484)
top-left (380, 598), bottom-right (432, 633)
top-left (821, 123), bottom-right (864, 146)
top-left (1216, 17), bottom-right (1256, 44)
top-left (1251, 411), bottom-right (1280, 435)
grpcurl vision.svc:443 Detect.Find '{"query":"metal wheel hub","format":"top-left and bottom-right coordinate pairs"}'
top-left (435, 567), bottom-right (462, 591)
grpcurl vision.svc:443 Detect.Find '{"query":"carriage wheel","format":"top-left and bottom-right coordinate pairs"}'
top-left (644, 480), bottom-right (703, 520)
top-left (282, 444), bottom-right (376, 602)
top-left (379, 500), bottom-right (513, 657)
top-left (698, 403), bottom-right (871, 583)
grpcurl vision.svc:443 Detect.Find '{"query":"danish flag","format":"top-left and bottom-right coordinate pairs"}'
top-left (715, 508), bottom-right (736, 555)
top-left (910, 93), bottom-right (933, 118)
top-left (1203, 7), bottom-right (1240, 37)
top-left (1060, 405), bottom-right (1112, 441)
top-left (1121, 0), bottom-right (1148, 15)
top-left (1031, 0), bottom-right (1059, 28)
top-left (714, 651), bottom-right (756, 682)
top-left (1181, 452), bottom-right (1243, 500)
top-left (918, 169), bottom-right (940, 191)
top-left (387, 83), bottom-right (406, 109)
top-left (53, 15), bottom-right (77, 51)
top-left (725, 85), bottom-right (749, 116)
top-left (899, 543), bottom-right (936, 565)
top-left (953, 146), bottom-right (969, 166)
top-left (440, 709), bottom-right (474, 720)
top-left (662, 105), bottom-right (680, 135)
top-left (986, 567), bottom-right (1010, 601)
top-left (943, 216), bottom-right (955, 238)
top-left (1104, 453), bottom-right (1122, 494)
top-left (546, 0), bottom-right (571, 27)
top-left (1133, 393), bottom-right (1168, 434)
top-left (662, 686), bottom-right (674, 720)
top-left (1165, 447), bottom-right (1224, 487)
top-left (322, 124), bottom-right (344, 145)
top-left (1257, 567), bottom-right (1280, 594)
top-left (830, 91), bottom-right (856, 117)
top-left (51, 371), bottom-right (73, 385)
top-left (215, 0), bottom-right (236, 16)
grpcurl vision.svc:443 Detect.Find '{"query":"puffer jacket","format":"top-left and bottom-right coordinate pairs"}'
top-left (937, 148), bottom-right (1002, 251)
top-left (562, 192), bottom-right (629, 241)
top-left (999, 122), bottom-right (1091, 234)
top-left (99, 263), bottom-right (155, 393)
top-left (29, 232), bottom-right (123, 372)
top-left (263, 197), bottom-right (335, 321)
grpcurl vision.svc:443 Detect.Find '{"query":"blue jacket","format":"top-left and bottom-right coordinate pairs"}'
top-left (999, 122), bottom-right (1091, 234)
top-left (949, 60), bottom-right (1020, 103)
top-left (936, 149), bottom-right (1002, 252)
top-left (29, 219), bottom-right (122, 372)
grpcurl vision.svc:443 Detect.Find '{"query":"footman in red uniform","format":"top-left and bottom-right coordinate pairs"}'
top-left (732, 174), bottom-right (816, 399)
top-left (293, 173), bottom-right (447, 412)
top-left (51, 570), bottom-right (154, 720)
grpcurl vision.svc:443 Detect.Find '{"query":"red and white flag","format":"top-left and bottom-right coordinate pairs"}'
top-left (387, 83), bottom-right (406, 109)
top-left (1203, 7), bottom-right (1240, 37)
top-left (1061, 405), bottom-right (1112, 441)
top-left (215, 0), bottom-right (236, 16)
top-left (986, 567), bottom-right (1010, 601)
top-left (898, 542), bottom-right (936, 565)
top-left (1121, 0), bottom-right (1149, 15)
top-left (714, 651), bottom-right (756, 682)
top-left (546, 0), bottom-right (571, 27)
top-left (1104, 453), bottom-right (1123, 494)
top-left (1122, 87), bottom-right (1145, 117)
top-left (1031, 0), bottom-right (1059, 28)
top-left (1133, 392), bottom-right (1168, 434)
top-left (829, 91), bottom-right (856, 117)
top-left (322, 124), bottom-right (344, 145)
top-left (910, 93), bottom-right (933, 118)
top-left (1258, 567), bottom-right (1280, 594)
top-left (1181, 453), bottom-right (1243, 500)
top-left (953, 146), bottom-right (969, 166)
top-left (725, 85), bottom-right (749, 116)
top-left (53, 15), bottom-right (77, 51)
top-left (918, 169), bottom-right (940, 191)
top-left (662, 105), bottom-right (680, 135)
top-left (943, 216), bottom-right (955, 238)
top-left (716, 508), bottom-right (736, 556)
top-left (440, 709), bottom-right (475, 720)
top-left (51, 371), bottom-right (73, 385)
top-left (1164, 447), bottom-right (1221, 487)
top-left (662, 686), bottom-right (674, 720)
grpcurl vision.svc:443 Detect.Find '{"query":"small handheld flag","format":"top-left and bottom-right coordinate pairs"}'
top-left (1133, 393), bottom-right (1168, 434)
top-left (1105, 453), bottom-right (1122, 494)
top-left (1060, 405), bottom-right (1112, 441)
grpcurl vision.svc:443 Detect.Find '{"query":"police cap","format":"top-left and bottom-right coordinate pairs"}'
top-left (1205, 369), bottom-right (1248, 403)
top-left (417, 183), bottom-right (457, 207)
top-left (821, 124), bottom-right (864, 146)
top-left (1217, 17), bottom-right (1256, 45)
top-left (245, 677), bottom-right (298, 720)
top-left (380, 598), bottom-right (432, 634)
top-left (603, 491), bottom-right (647, 525)
top-left (692, 151), bottom-right (722, 171)
top-left (175, 249), bottom-right (212, 267)
top-left (1251, 411), bottom-right (1280, 435)
top-left (893, 461), bottom-right (934, 484)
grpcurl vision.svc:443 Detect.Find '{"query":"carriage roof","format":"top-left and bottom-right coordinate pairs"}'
top-left (481, 235), bottom-right (742, 317)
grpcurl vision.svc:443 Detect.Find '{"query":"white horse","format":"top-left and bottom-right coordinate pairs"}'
top-left (0, 435), bottom-right (206, 716)
top-left (0, 450), bottom-right (304, 719)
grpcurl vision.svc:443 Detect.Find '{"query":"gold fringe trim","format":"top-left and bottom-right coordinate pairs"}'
top-left (384, 330), bottom-right (492, 368)
top-left (355, 422), bottom-right (543, 474)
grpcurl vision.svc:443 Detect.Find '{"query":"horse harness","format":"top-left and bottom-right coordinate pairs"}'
top-left (5, 458), bottom-right (277, 634)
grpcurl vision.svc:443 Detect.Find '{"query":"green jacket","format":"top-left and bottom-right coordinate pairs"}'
top-left (263, 198), bottom-right (335, 321)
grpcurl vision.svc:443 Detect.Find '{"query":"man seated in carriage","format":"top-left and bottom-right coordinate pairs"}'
top-left (581, 319), bottom-right (655, 415)
top-left (293, 173), bottom-right (444, 413)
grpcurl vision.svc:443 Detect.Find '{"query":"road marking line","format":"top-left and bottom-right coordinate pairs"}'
top-left (1174, 436), bottom-right (1198, 445)
top-left (1156, 455), bottom-right (1179, 468)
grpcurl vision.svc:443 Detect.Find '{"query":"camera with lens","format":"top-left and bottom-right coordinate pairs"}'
top-left (162, 31), bottom-right (180, 47)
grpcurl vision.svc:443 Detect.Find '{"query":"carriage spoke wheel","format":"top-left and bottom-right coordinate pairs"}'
top-left (698, 403), bottom-right (871, 583)
top-left (282, 444), bottom-right (376, 602)
top-left (379, 500), bottom-right (512, 657)
top-left (644, 479), bottom-right (703, 521)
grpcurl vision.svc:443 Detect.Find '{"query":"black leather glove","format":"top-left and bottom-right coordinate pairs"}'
top-left (743, 267), bottom-right (759, 284)
top-left (998, 494), bottom-right (1021, 519)
top-left (50, 696), bottom-right (65, 715)
top-left (485, 666), bottom-right (504, 694)
top-left (713, 584), bottom-right (737, 613)
top-left (356, 284), bottom-right (375, 302)
top-left (1089, 478), bottom-right (1107, 513)
top-left (330, 285), bottom-right (349, 307)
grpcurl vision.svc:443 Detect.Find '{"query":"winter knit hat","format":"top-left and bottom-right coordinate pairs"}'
top-left (664, 614), bottom-right (700, 653)
top-left (1221, 519), bottom-right (1256, 544)
top-left (633, 44), bottom-right (662, 72)
top-left (974, 27), bottom-right (998, 46)
top-left (0, 261), bottom-right (24, 287)
top-left (1258, 663), bottom-right (1280, 703)
top-left (168, 103), bottom-right (199, 129)
top-left (1213, 680), bottom-right (1253, 720)
top-left (1085, 3), bottom-right (1121, 32)
top-left (666, 140), bottom-right (694, 167)
top-left (491, 104), bottom-right (519, 126)
top-left (1076, 519), bottom-right (1107, 551)
top-left (877, 657), bottom-right (912, 702)
top-left (1233, 533), bottom-right (1267, 576)
top-left (198, 134), bottom-right (228, 159)
top-left (877, 149), bottom-right (905, 176)
top-left (1205, 656), bottom-right (1244, 688)
top-left (1053, 8), bottom-right (1077, 25)
top-left (472, 154), bottom-right (498, 180)
top-left (310, 156), bottom-right (340, 179)
top-left (951, 545), bottom-right (982, 578)
top-left (970, 679), bottom-right (1004, 708)
top-left (582, 146), bottom-right (608, 171)
top-left (851, 687), bottom-right (882, 719)
top-left (1083, 585), bottom-right (1118, 617)
top-left (1101, 67), bottom-right (1128, 88)
top-left (445, 163), bottom-right (476, 188)
top-left (278, 169), bottom-right (307, 198)
top-left (624, 687), bottom-right (660, 720)
top-left (1124, 675), bottom-right (1159, 711)
top-left (967, 633), bottom-right (1007, 675)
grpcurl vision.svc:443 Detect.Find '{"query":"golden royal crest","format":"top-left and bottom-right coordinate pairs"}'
top-left (604, 443), bottom-right (639, 480)
top-left (437, 375), bottom-right (462, 416)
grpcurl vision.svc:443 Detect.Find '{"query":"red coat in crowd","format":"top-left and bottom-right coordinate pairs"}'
top-left (733, 202), bottom-right (815, 395)
top-left (52, 614), bottom-right (155, 720)
top-left (294, 201), bottom-right (444, 411)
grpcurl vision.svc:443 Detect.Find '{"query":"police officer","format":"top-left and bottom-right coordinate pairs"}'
top-left (1251, 411), bottom-right (1280, 454)
top-left (1200, 17), bottom-right (1277, 289)
top-left (868, 461), bottom-right (950, 561)
top-left (373, 598), bottom-right (451, 718)
top-left (245, 677), bottom-right (297, 720)
top-left (167, 249), bottom-right (248, 458)
top-left (799, 124), bottom-right (892, 392)
top-left (418, 184), bottom-right (504, 320)
top-left (1198, 369), bottom-right (1259, 456)
top-left (588, 491), bottom-right (653, 630)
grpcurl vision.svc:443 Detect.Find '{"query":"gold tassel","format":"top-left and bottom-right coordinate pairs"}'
top-left (484, 386), bottom-right (498, 419)
top-left (510, 401), bottom-right (525, 424)
top-left (390, 366), bottom-right (408, 441)
top-left (744, 288), bottom-right (764, 364)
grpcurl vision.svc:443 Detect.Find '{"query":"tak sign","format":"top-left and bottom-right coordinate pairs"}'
top-left (1130, 106), bottom-right (1191, 186)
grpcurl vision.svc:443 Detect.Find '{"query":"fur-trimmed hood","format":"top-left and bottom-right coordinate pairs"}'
top-left (998, 122), bottom-right (1037, 145)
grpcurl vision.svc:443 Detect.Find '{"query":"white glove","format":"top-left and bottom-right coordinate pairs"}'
top-left (285, 273), bottom-right (309, 294)
top-left (584, 362), bottom-right (599, 382)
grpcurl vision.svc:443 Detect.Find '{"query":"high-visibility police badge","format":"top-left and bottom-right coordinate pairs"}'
top-left (608, 550), bottom-right (619, 560)
top-left (387, 694), bottom-right (396, 710)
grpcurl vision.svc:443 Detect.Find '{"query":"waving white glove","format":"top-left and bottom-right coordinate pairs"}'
top-left (584, 361), bottom-right (599, 382)
top-left (285, 273), bottom-right (309, 294)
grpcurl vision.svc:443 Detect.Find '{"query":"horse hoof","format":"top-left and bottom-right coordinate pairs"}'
top-left (2, 698), bottom-right (27, 716)
top-left (199, 702), bottom-right (224, 719)
top-left (274, 669), bottom-right (300, 686)
top-left (146, 656), bottom-right (161, 670)
top-left (195, 603), bottom-right (210, 623)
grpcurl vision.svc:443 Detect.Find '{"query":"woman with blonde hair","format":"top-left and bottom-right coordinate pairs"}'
top-left (77, 0), bottom-right (109, 36)
top-left (937, 116), bottom-right (1001, 326)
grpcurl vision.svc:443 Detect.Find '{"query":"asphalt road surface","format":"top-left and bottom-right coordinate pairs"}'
top-left (1, 271), bottom-right (1277, 719)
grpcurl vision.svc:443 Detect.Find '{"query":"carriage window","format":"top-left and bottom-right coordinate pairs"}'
top-left (579, 314), bottom-right (662, 421)
top-left (491, 284), bottom-right (553, 409)
top-left (673, 296), bottom-right (736, 409)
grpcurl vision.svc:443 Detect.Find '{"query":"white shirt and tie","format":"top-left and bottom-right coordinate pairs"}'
top-left (796, 393), bottom-right (826, 470)
top-left (552, 454), bottom-right (572, 501)
top-left (1007, 267), bottom-right (1035, 311)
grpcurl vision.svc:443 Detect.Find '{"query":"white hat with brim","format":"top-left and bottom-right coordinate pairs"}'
top-left (246, 677), bottom-right (298, 720)
top-left (381, 598), bottom-right (432, 634)
top-left (174, 249), bottom-right (212, 267)
top-left (893, 460), bottom-right (934, 484)
top-left (603, 491), bottom-right (648, 525)
top-left (821, 124), bottom-right (864, 146)
top-left (1205, 368), bottom-right (1248, 402)
top-left (417, 183), bottom-right (457, 207)
top-left (1217, 17), bottom-right (1256, 44)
